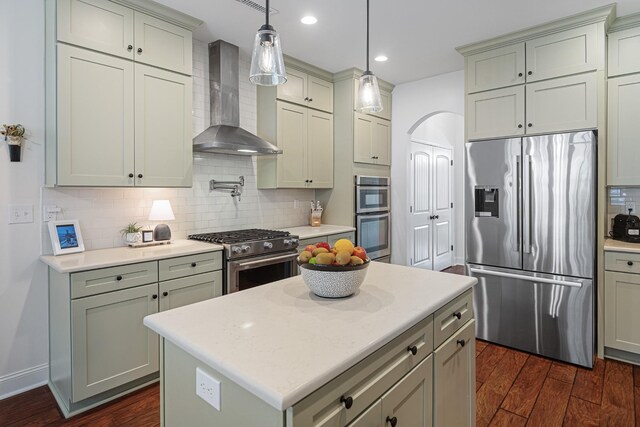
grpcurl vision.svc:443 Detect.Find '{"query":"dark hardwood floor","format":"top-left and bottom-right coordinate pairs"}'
top-left (1, 265), bottom-right (636, 426)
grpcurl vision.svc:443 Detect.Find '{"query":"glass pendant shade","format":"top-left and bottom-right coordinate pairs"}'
top-left (249, 25), bottom-right (287, 86)
top-left (356, 71), bottom-right (383, 113)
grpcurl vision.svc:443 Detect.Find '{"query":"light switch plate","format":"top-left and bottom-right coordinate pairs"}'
top-left (8, 204), bottom-right (33, 224)
top-left (196, 367), bottom-right (221, 411)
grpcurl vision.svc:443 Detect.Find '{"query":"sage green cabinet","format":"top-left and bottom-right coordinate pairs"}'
top-left (608, 25), bottom-right (640, 77)
top-left (277, 67), bottom-right (334, 113)
top-left (381, 356), bottom-right (433, 427)
top-left (465, 43), bottom-right (526, 93)
top-left (159, 271), bottom-right (223, 311)
top-left (607, 74), bottom-right (640, 185)
top-left (466, 85), bottom-right (525, 140)
top-left (354, 113), bottom-right (391, 166)
top-left (347, 401), bottom-right (381, 427)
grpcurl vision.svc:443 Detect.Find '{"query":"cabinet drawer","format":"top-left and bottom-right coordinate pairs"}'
top-left (159, 271), bottom-right (223, 311)
top-left (158, 251), bottom-right (222, 281)
top-left (288, 315), bottom-right (433, 426)
top-left (433, 290), bottom-right (473, 348)
top-left (71, 261), bottom-right (158, 299)
top-left (328, 232), bottom-right (356, 247)
top-left (347, 400), bottom-right (381, 427)
top-left (605, 251), bottom-right (640, 274)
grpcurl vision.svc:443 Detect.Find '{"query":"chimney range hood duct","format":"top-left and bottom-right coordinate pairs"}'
top-left (193, 40), bottom-right (282, 155)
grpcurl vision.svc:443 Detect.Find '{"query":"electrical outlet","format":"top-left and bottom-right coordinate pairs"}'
top-left (626, 202), bottom-right (636, 214)
top-left (196, 367), bottom-right (221, 410)
top-left (8, 204), bottom-right (33, 224)
top-left (43, 205), bottom-right (61, 222)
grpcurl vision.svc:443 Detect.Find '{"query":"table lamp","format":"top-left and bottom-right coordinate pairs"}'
top-left (148, 200), bottom-right (175, 241)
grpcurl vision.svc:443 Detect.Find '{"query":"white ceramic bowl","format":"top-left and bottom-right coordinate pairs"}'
top-left (299, 261), bottom-right (370, 298)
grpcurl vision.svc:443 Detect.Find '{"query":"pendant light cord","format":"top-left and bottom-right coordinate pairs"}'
top-left (366, 0), bottom-right (370, 72)
top-left (265, 0), bottom-right (270, 27)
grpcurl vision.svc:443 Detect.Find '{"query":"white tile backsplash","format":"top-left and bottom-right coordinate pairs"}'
top-left (42, 39), bottom-right (313, 252)
top-left (607, 187), bottom-right (640, 233)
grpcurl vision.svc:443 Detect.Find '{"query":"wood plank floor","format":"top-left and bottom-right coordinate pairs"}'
top-left (0, 265), bottom-right (636, 426)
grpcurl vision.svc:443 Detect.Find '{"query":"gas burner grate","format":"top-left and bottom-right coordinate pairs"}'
top-left (189, 229), bottom-right (290, 244)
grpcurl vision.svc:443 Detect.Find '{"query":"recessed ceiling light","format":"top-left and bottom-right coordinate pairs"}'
top-left (301, 16), bottom-right (318, 25)
top-left (374, 55), bottom-right (388, 62)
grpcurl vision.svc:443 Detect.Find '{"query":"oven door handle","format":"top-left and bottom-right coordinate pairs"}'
top-left (232, 253), bottom-right (299, 270)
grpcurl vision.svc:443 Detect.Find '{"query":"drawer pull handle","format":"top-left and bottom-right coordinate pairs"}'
top-left (152, 294), bottom-right (158, 299)
top-left (408, 345), bottom-right (418, 356)
top-left (340, 395), bottom-right (353, 409)
top-left (386, 416), bottom-right (398, 427)
top-left (116, 275), bottom-right (123, 281)
top-left (191, 262), bottom-right (197, 267)
top-left (453, 311), bottom-right (462, 320)
top-left (163, 291), bottom-right (169, 297)
top-left (457, 339), bottom-right (466, 347)
top-left (628, 261), bottom-right (634, 266)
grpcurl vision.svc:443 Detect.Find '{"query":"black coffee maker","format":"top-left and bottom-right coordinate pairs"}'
top-left (611, 209), bottom-right (640, 243)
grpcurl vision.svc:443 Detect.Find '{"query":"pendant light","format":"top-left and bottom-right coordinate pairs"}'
top-left (249, 0), bottom-right (287, 86)
top-left (356, 0), bottom-right (383, 113)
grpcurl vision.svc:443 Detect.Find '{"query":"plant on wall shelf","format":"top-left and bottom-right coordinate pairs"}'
top-left (2, 124), bottom-right (26, 162)
top-left (120, 222), bottom-right (143, 245)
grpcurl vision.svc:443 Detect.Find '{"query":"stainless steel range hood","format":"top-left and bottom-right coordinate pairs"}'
top-left (193, 40), bottom-right (282, 155)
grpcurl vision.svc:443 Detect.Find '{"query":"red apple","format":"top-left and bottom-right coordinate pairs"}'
top-left (304, 245), bottom-right (317, 253)
top-left (353, 246), bottom-right (367, 261)
top-left (316, 242), bottom-right (331, 251)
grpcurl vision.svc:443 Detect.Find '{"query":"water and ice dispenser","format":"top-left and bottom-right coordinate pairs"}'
top-left (474, 187), bottom-right (499, 217)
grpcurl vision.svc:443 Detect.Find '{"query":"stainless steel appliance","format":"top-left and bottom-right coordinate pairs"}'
top-left (189, 229), bottom-right (299, 294)
top-left (465, 131), bottom-right (596, 367)
top-left (355, 176), bottom-right (391, 261)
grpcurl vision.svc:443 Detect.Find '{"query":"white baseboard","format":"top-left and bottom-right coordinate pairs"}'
top-left (0, 363), bottom-right (49, 400)
top-left (455, 256), bottom-right (465, 266)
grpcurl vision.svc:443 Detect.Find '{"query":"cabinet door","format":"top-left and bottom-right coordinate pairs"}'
top-left (372, 119), bottom-right (391, 166)
top-left (57, 44), bottom-right (135, 186)
top-left (307, 76), bottom-right (334, 113)
top-left (609, 27), bottom-right (640, 77)
top-left (525, 24), bottom-right (599, 82)
top-left (605, 271), bottom-right (640, 354)
top-left (159, 271), bottom-right (223, 311)
top-left (134, 12), bottom-right (192, 75)
top-left (433, 320), bottom-right (475, 427)
top-left (347, 400), bottom-right (382, 427)
top-left (71, 283), bottom-right (159, 401)
top-left (57, 0), bottom-right (134, 59)
top-left (466, 85), bottom-right (525, 140)
top-left (307, 110), bottom-right (334, 188)
top-left (607, 74), bottom-right (640, 185)
top-left (276, 101), bottom-right (308, 188)
top-left (525, 73), bottom-right (597, 135)
top-left (354, 113), bottom-right (374, 164)
top-left (466, 43), bottom-right (526, 93)
top-left (134, 64), bottom-right (192, 187)
top-left (380, 355), bottom-right (433, 427)
top-left (277, 68), bottom-right (308, 106)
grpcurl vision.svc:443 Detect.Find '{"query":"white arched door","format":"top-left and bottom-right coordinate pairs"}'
top-left (409, 142), bottom-right (453, 271)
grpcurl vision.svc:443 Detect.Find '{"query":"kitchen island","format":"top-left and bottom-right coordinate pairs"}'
top-left (144, 262), bottom-right (477, 426)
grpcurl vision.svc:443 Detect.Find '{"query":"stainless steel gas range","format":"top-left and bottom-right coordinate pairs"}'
top-left (189, 229), bottom-right (299, 294)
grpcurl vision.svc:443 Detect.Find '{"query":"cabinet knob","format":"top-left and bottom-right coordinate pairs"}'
top-left (518, 72), bottom-right (523, 77)
top-left (137, 48), bottom-right (143, 53)
top-left (191, 262), bottom-right (197, 267)
top-left (128, 173), bottom-right (134, 178)
top-left (340, 395), bottom-right (353, 409)
top-left (453, 311), bottom-right (462, 320)
top-left (628, 261), bottom-right (634, 266)
top-left (518, 124), bottom-right (523, 129)
top-left (386, 416), bottom-right (398, 427)
top-left (308, 98), bottom-right (313, 102)
top-left (457, 339), bottom-right (466, 347)
top-left (162, 291), bottom-right (169, 297)
top-left (309, 180), bottom-right (313, 183)
top-left (138, 173), bottom-right (143, 179)
top-left (127, 44), bottom-right (133, 51)
top-left (528, 123), bottom-right (533, 128)
top-left (116, 275), bottom-right (123, 281)
top-left (407, 345), bottom-right (418, 356)
top-left (304, 97), bottom-right (309, 101)
top-left (528, 71), bottom-right (533, 76)
top-left (152, 294), bottom-right (158, 299)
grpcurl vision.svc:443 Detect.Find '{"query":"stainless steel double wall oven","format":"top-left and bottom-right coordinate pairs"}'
top-left (355, 176), bottom-right (391, 262)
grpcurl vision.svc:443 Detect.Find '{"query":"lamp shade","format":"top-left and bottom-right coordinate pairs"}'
top-left (148, 200), bottom-right (175, 221)
top-left (249, 26), bottom-right (287, 86)
top-left (356, 71), bottom-right (383, 113)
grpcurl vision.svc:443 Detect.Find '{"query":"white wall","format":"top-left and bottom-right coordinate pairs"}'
top-left (390, 70), bottom-right (465, 266)
top-left (0, 7), bottom-right (314, 399)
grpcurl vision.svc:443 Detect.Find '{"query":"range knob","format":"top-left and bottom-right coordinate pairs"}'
top-left (291, 238), bottom-right (299, 244)
top-left (241, 245), bottom-right (251, 253)
top-left (264, 242), bottom-right (273, 249)
top-left (284, 239), bottom-right (291, 246)
top-left (232, 246), bottom-right (242, 254)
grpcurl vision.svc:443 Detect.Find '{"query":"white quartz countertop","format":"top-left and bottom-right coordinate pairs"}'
top-left (144, 262), bottom-right (476, 410)
top-left (604, 238), bottom-right (640, 254)
top-left (40, 239), bottom-right (223, 273)
top-left (280, 224), bottom-right (356, 240)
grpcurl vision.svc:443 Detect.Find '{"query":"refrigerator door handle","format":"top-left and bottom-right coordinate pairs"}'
top-left (468, 267), bottom-right (583, 288)
top-left (522, 155), bottom-right (532, 254)
top-left (513, 155), bottom-right (521, 252)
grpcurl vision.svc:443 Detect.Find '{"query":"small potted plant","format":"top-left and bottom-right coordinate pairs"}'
top-left (1, 124), bottom-right (26, 162)
top-left (120, 222), bottom-right (143, 245)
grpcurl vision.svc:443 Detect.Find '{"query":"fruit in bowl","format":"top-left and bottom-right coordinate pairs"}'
top-left (297, 239), bottom-right (370, 298)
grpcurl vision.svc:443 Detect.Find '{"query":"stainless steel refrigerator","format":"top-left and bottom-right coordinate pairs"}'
top-left (465, 131), bottom-right (595, 367)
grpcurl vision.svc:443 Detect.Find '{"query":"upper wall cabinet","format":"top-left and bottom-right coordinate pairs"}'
top-left (276, 64), bottom-right (334, 113)
top-left (466, 43), bottom-right (525, 93)
top-left (46, 0), bottom-right (201, 187)
top-left (608, 74), bottom-right (640, 185)
top-left (609, 24), bottom-right (640, 77)
top-left (466, 86), bottom-right (525, 140)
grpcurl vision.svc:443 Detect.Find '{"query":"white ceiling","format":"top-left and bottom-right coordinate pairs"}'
top-left (155, 0), bottom-right (640, 84)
